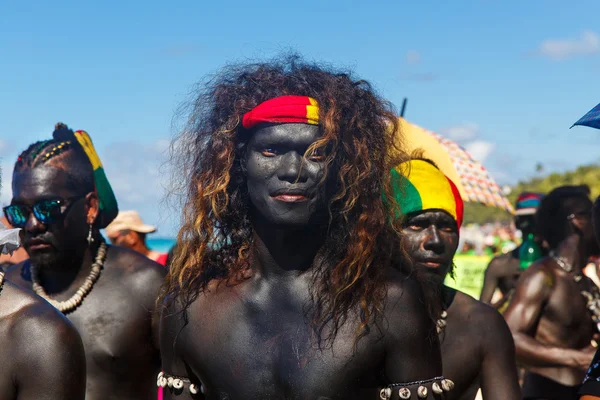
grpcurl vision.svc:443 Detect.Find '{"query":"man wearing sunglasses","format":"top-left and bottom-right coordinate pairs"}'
top-left (0, 211), bottom-right (86, 399)
top-left (4, 123), bottom-right (166, 400)
top-left (504, 185), bottom-right (600, 400)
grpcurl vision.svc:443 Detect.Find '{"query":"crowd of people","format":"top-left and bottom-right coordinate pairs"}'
top-left (1, 56), bottom-right (599, 400)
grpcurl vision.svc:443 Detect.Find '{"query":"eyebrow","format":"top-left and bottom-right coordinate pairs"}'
top-left (407, 213), bottom-right (456, 224)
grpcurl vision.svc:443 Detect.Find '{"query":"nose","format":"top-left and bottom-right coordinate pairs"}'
top-left (278, 151), bottom-right (309, 183)
top-left (423, 226), bottom-right (444, 253)
top-left (24, 211), bottom-right (46, 234)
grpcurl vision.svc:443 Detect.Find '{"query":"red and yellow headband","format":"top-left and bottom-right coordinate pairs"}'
top-left (242, 95), bottom-right (319, 129)
top-left (391, 159), bottom-right (464, 228)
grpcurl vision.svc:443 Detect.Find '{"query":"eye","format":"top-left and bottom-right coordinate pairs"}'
top-left (407, 221), bottom-right (426, 231)
top-left (261, 148), bottom-right (277, 157)
top-left (441, 225), bottom-right (457, 233)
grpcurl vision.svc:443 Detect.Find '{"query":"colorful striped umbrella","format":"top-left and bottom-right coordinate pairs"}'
top-left (395, 118), bottom-right (514, 214)
top-left (571, 103), bottom-right (600, 130)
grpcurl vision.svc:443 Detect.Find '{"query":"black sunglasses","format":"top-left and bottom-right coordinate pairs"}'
top-left (3, 196), bottom-right (84, 228)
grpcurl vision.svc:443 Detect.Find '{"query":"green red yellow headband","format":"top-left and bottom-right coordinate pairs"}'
top-left (391, 159), bottom-right (464, 228)
top-left (242, 96), bottom-right (319, 129)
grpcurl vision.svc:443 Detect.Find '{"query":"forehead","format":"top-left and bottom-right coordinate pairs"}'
top-left (405, 209), bottom-right (457, 224)
top-left (12, 166), bottom-right (75, 204)
top-left (249, 123), bottom-right (321, 146)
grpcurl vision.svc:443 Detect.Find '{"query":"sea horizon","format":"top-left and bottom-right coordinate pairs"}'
top-left (147, 237), bottom-right (176, 254)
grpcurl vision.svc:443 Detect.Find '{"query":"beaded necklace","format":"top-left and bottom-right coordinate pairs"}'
top-left (553, 255), bottom-right (600, 332)
top-left (31, 241), bottom-right (107, 314)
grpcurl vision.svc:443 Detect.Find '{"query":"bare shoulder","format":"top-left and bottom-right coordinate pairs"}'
top-left (105, 244), bottom-right (166, 276)
top-left (517, 257), bottom-right (558, 288)
top-left (0, 280), bottom-right (83, 355)
top-left (453, 290), bottom-right (510, 334)
top-left (486, 252), bottom-right (518, 274)
top-left (449, 290), bottom-right (515, 361)
top-left (104, 245), bottom-right (166, 289)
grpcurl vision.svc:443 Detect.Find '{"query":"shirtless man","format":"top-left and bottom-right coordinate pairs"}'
top-left (579, 197), bottom-right (600, 400)
top-left (158, 58), bottom-right (450, 399)
top-left (5, 123), bottom-right (166, 400)
top-left (480, 192), bottom-right (544, 308)
top-left (0, 227), bottom-right (86, 399)
top-left (504, 185), bottom-right (599, 400)
top-left (395, 158), bottom-right (521, 400)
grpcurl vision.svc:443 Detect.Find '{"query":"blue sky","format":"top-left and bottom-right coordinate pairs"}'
top-left (1, 0), bottom-right (599, 236)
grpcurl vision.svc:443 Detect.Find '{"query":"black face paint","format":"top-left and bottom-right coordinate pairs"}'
top-left (245, 123), bottom-right (328, 228)
top-left (12, 166), bottom-right (88, 269)
top-left (401, 210), bottom-right (459, 280)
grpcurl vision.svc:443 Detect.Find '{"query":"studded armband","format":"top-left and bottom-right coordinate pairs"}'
top-left (380, 376), bottom-right (454, 399)
top-left (157, 371), bottom-right (203, 396)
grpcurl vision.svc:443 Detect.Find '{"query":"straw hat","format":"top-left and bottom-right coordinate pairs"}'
top-left (104, 211), bottom-right (157, 235)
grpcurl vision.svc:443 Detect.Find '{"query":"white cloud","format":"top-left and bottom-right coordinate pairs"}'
top-left (0, 161), bottom-right (14, 207)
top-left (440, 122), bottom-right (480, 142)
top-left (0, 140), bottom-right (10, 155)
top-left (536, 31), bottom-right (600, 60)
top-left (0, 138), bottom-right (179, 236)
top-left (465, 140), bottom-right (496, 163)
top-left (100, 138), bottom-right (178, 236)
top-left (406, 50), bottom-right (421, 64)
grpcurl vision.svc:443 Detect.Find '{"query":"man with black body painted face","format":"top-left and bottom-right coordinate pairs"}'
top-left (158, 58), bottom-right (450, 399)
top-left (395, 159), bottom-right (521, 400)
top-left (480, 193), bottom-right (545, 309)
top-left (504, 185), bottom-right (600, 400)
top-left (5, 124), bottom-right (166, 400)
top-left (0, 201), bottom-right (85, 399)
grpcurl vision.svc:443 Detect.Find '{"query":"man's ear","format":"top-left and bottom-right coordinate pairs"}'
top-left (570, 218), bottom-right (584, 234)
top-left (85, 192), bottom-right (100, 225)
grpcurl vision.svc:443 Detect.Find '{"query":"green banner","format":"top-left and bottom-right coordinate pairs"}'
top-left (444, 254), bottom-right (491, 299)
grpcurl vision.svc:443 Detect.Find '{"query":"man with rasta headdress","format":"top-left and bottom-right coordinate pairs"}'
top-left (0, 169), bottom-right (86, 399)
top-left (393, 157), bottom-right (521, 400)
top-left (158, 56), bottom-right (451, 399)
top-left (4, 124), bottom-right (166, 399)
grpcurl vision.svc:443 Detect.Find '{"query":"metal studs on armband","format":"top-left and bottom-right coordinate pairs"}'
top-left (379, 376), bottom-right (454, 399)
top-left (157, 371), bottom-right (204, 395)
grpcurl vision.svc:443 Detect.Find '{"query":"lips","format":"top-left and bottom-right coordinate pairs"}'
top-left (271, 188), bottom-right (311, 203)
top-left (25, 239), bottom-right (53, 251)
top-left (416, 259), bottom-right (447, 268)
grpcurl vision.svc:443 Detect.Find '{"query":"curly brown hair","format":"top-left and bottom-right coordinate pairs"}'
top-left (162, 55), bottom-right (412, 344)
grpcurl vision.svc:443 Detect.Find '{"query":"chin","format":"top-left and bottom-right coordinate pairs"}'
top-left (28, 251), bottom-right (61, 269)
top-left (421, 265), bottom-right (449, 280)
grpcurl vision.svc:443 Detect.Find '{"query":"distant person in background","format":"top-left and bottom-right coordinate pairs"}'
top-left (396, 158), bottom-right (521, 400)
top-left (480, 192), bottom-right (544, 308)
top-left (579, 196), bottom-right (600, 399)
top-left (504, 186), bottom-right (599, 400)
top-left (105, 210), bottom-right (168, 266)
top-left (0, 217), bottom-right (29, 270)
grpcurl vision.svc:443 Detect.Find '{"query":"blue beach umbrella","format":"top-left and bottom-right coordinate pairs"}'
top-left (571, 103), bottom-right (600, 130)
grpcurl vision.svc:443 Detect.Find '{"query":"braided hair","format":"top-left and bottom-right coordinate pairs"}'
top-left (14, 123), bottom-right (95, 194)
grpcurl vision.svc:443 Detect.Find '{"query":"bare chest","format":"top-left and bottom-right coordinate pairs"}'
top-left (179, 293), bottom-right (385, 399)
top-left (439, 320), bottom-right (481, 399)
top-left (66, 279), bottom-right (156, 375)
top-left (542, 275), bottom-right (595, 343)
